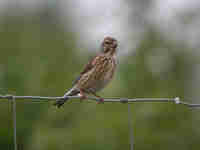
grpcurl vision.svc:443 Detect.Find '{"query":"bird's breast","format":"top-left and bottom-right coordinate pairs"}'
top-left (93, 56), bottom-right (116, 91)
top-left (76, 55), bottom-right (116, 93)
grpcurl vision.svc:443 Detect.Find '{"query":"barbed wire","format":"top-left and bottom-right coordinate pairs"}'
top-left (0, 94), bottom-right (200, 107)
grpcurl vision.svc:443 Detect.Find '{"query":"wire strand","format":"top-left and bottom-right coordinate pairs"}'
top-left (0, 95), bottom-right (199, 108)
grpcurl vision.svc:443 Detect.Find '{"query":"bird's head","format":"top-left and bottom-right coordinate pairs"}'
top-left (101, 36), bottom-right (118, 55)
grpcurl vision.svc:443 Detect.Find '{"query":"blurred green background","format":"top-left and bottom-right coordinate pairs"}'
top-left (0, 1), bottom-right (200, 150)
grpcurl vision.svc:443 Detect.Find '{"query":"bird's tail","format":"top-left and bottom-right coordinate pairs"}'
top-left (53, 97), bottom-right (69, 108)
top-left (54, 88), bottom-right (79, 108)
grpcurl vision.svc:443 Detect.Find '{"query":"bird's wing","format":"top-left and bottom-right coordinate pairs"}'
top-left (63, 87), bottom-right (80, 97)
top-left (72, 54), bottom-right (102, 85)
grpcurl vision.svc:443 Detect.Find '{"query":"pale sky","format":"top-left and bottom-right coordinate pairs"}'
top-left (1, 0), bottom-right (200, 55)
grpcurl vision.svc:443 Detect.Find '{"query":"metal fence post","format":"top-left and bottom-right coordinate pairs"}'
top-left (12, 97), bottom-right (17, 150)
top-left (128, 104), bottom-right (134, 150)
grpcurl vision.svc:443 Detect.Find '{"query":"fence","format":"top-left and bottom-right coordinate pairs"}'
top-left (1, 95), bottom-right (200, 150)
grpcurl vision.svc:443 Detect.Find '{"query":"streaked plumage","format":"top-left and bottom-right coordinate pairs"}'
top-left (54, 36), bottom-right (118, 108)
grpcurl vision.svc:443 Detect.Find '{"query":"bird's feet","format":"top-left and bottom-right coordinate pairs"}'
top-left (79, 90), bottom-right (87, 102)
top-left (97, 98), bottom-right (104, 104)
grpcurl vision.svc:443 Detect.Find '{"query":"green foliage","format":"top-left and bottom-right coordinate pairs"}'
top-left (0, 14), bottom-right (200, 150)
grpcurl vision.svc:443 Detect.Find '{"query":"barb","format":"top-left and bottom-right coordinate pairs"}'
top-left (0, 95), bottom-right (199, 107)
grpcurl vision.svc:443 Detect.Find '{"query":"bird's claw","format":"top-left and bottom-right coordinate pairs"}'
top-left (79, 94), bottom-right (87, 102)
top-left (96, 98), bottom-right (104, 104)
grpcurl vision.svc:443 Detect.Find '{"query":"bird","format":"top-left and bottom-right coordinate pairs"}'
top-left (54, 36), bottom-right (118, 108)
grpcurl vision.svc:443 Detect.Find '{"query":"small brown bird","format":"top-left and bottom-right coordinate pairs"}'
top-left (54, 36), bottom-right (118, 108)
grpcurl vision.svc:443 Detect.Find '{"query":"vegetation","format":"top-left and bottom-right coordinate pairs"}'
top-left (0, 11), bottom-right (199, 150)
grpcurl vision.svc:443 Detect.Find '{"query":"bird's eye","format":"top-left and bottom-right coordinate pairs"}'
top-left (105, 41), bottom-right (110, 44)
